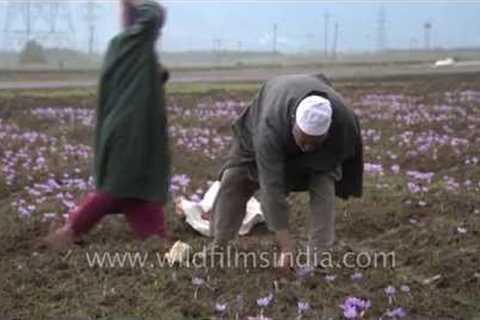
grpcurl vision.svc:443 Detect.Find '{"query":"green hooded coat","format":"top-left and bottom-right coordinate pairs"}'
top-left (94, 1), bottom-right (170, 203)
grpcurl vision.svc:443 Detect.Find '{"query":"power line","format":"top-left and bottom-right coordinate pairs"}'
top-left (409, 37), bottom-right (419, 53)
top-left (424, 21), bottom-right (432, 50)
top-left (304, 33), bottom-right (315, 51)
top-left (324, 12), bottom-right (330, 57)
top-left (332, 22), bottom-right (339, 59)
top-left (376, 6), bottom-right (387, 51)
top-left (212, 37), bottom-right (222, 64)
top-left (272, 23), bottom-right (277, 54)
top-left (3, 1), bottom-right (75, 51)
top-left (85, 1), bottom-right (99, 55)
top-left (213, 38), bottom-right (222, 52)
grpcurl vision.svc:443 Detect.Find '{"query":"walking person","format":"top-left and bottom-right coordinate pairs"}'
top-left (43, 0), bottom-right (171, 248)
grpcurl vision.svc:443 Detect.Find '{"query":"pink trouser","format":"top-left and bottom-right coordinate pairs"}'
top-left (66, 191), bottom-right (166, 240)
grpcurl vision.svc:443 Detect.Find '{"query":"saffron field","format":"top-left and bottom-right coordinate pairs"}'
top-left (0, 74), bottom-right (479, 319)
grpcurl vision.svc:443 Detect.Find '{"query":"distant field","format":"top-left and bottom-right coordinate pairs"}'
top-left (1, 48), bottom-right (479, 87)
top-left (1, 61), bottom-right (480, 93)
top-left (0, 73), bottom-right (479, 319)
top-left (2, 47), bottom-right (479, 70)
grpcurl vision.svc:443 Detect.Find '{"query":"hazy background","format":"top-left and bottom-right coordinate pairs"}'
top-left (0, 1), bottom-right (479, 69)
top-left (160, 1), bottom-right (480, 52)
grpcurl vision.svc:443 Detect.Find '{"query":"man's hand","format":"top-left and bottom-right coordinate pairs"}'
top-left (275, 229), bottom-right (295, 269)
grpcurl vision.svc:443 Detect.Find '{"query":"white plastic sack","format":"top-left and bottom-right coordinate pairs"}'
top-left (177, 181), bottom-right (265, 237)
top-left (164, 240), bottom-right (192, 264)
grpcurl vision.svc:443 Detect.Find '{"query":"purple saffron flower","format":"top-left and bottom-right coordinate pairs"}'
top-left (457, 227), bottom-right (467, 234)
top-left (192, 276), bottom-right (205, 299)
top-left (386, 307), bottom-right (407, 318)
top-left (215, 301), bottom-right (228, 315)
top-left (339, 297), bottom-right (371, 319)
top-left (235, 294), bottom-right (243, 320)
top-left (256, 293), bottom-right (273, 307)
top-left (418, 200), bottom-right (427, 207)
top-left (391, 164), bottom-right (400, 174)
top-left (325, 274), bottom-right (337, 282)
top-left (385, 286), bottom-right (396, 295)
top-left (351, 272), bottom-right (363, 281)
top-left (192, 276), bottom-right (205, 286)
top-left (343, 306), bottom-right (358, 319)
top-left (385, 286), bottom-right (396, 305)
top-left (297, 300), bottom-right (310, 317)
top-left (400, 285), bottom-right (411, 296)
top-left (296, 265), bottom-right (314, 281)
top-left (256, 292), bottom-right (273, 320)
top-left (364, 163), bottom-right (384, 175)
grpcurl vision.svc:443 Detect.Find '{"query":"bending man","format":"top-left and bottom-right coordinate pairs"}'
top-left (211, 74), bottom-right (363, 267)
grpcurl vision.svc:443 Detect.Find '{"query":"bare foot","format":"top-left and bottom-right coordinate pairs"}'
top-left (40, 224), bottom-right (76, 250)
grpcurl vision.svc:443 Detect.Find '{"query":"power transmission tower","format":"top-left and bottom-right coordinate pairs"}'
top-left (85, 1), bottom-right (99, 55)
top-left (332, 22), bottom-right (339, 59)
top-left (324, 12), bottom-right (330, 57)
top-left (213, 38), bottom-right (222, 52)
top-left (304, 33), bottom-right (314, 51)
top-left (272, 23), bottom-right (278, 54)
top-left (424, 22), bottom-right (432, 50)
top-left (376, 6), bottom-right (387, 52)
top-left (3, 1), bottom-right (75, 51)
top-left (213, 38), bottom-right (222, 64)
top-left (409, 37), bottom-right (419, 53)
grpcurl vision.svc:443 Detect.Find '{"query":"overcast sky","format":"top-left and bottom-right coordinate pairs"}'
top-left (1, 1), bottom-right (480, 53)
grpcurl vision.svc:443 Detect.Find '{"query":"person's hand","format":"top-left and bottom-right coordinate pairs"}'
top-left (274, 229), bottom-right (296, 272)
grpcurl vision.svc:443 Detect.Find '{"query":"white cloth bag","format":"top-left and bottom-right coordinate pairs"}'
top-left (178, 181), bottom-right (265, 237)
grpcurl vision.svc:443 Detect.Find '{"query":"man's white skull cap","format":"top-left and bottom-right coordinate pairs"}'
top-left (295, 95), bottom-right (332, 136)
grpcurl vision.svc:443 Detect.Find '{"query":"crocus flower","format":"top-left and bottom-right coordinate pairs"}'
top-left (385, 286), bottom-right (396, 305)
top-left (339, 297), bottom-right (371, 319)
top-left (351, 272), bottom-right (363, 281)
top-left (457, 227), bottom-right (467, 234)
top-left (296, 265), bottom-right (314, 281)
top-left (296, 300), bottom-right (310, 319)
top-left (325, 274), bottom-right (337, 282)
top-left (235, 294), bottom-right (243, 320)
top-left (192, 276), bottom-right (205, 299)
top-left (385, 307), bottom-right (407, 318)
top-left (256, 293), bottom-right (273, 319)
top-left (216, 302), bottom-right (227, 312)
top-left (400, 285), bottom-right (411, 297)
top-left (215, 301), bottom-right (228, 319)
top-left (391, 164), bottom-right (400, 174)
top-left (256, 293), bottom-right (273, 307)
